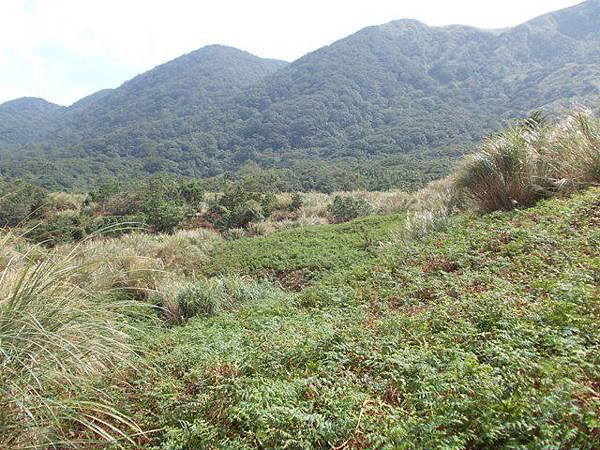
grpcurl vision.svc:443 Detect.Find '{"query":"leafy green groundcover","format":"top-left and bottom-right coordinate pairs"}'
top-left (125, 188), bottom-right (599, 449)
top-left (203, 213), bottom-right (406, 290)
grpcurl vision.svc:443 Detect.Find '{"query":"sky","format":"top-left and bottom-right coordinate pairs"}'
top-left (0, 0), bottom-right (584, 106)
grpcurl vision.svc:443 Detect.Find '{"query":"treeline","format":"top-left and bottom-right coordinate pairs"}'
top-left (0, 146), bottom-right (457, 193)
top-left (0, 174), bottom-right (297, 246)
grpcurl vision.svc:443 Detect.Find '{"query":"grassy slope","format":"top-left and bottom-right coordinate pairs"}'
top-left (127, 189), bottom-right (600, 449)
top-left (203, 213), bottom-right (406, 289)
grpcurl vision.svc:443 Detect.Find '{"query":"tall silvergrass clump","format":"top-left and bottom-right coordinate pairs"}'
top-left (402, 178), bottom-right (458, 240)
top-left (66, 229), bottom-right (221, 301)
top-left (455, 110), bottom-right (600, 213)
top-left (155, 275), bottom-right (276, 324)
top-left (546, 111), bottom-right (600, 192)
top-left (454, 123), bottom-right (548, 212)
top-left (398, 110), bottom-right (599, 240)
top-left (0, 232), bottom-right (143, 448)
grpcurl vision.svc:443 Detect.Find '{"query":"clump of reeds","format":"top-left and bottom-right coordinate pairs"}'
top-left (0, 231), bottom-right (144, 448)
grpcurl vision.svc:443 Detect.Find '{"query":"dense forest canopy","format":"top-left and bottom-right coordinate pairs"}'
top-left (0, 0), bottom-right (599, 190)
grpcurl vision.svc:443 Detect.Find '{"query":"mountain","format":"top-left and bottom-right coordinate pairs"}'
top-left (0, 97), bottom-right (65, 147)
top-left (2, 46), bottom-right (287, 148)
top-left (61, 45), bottom-right (287, 135)
top-left (1, 1), bottom-right (599, 190)
top-left (205, 0), bottom-right (599, 153)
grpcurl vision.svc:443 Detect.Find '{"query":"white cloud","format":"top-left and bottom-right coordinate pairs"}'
top-left (0, 0), bottom-right (584, 105)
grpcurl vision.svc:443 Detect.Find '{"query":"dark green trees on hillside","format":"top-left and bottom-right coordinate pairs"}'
top-left (0, 1), bottom-right (599, 190)
top-left (0, 179), bottom-right (47, 227)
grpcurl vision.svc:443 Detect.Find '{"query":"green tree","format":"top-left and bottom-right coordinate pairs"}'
top-left (139, 174), bottom-right (186, 233)
top-left (327, 195), bottom-right (372, 223)
top-left (0, 179), bottom-right (47, 227)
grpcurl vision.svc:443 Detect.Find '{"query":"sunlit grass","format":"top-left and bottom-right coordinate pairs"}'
top-left (0, 231), bottom-right (145, 448)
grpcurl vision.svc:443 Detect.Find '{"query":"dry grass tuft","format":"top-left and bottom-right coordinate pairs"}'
top-left (455, 110), bottom-right (600, 213)
top-left (0, 231), bottom-right (144, 448)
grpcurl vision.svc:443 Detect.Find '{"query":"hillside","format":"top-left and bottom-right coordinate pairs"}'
top-left (2, 108), bottom-right (599, 447)
top-left (205, 0), bottom-right (600, 152)
top-left (0, 46), bottom-right (287, 187)
top-left (124, 187), bottom-right (600, 448)
top-left (0, 97), bottom-right (65, 147)
top-left (60, 45), bottom-right (287, 135)
top-left (1, 1), bottom-right (600, 190)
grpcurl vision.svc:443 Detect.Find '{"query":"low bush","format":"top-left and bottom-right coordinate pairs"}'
top-left (87, 174), bottom-right (204, 235)
top-left (25, 212), bottom-right (85, 247)
top-left (327, 195), bottom-right (373, 223)
top-left (84, 214), bottom-right (146, 237)
top-left (178, 180), bottom-right (205, 206)
top-left (138, 174), bottom-right (188, 233)
top-left (206, 185), bottom-right (270, 230)
top-left (46, 191), bottom-right (85, 212)
top-left (0, 179), bottom-right (47, 227)
top-left (289, 192), bottom-right (303, 211)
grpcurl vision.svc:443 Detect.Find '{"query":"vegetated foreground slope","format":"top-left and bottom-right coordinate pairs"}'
top-left (1, 1), bottom-right (600, 190)
top-left (203, 212), bottom-right (406, 288)
top-left (122, 188), bottom-right (600, 448)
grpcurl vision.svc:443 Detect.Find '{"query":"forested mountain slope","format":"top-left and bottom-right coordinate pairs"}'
top-left (60, 45), bottom-right (288, 136)
top-left (0, 97), bottom-right (65, 147)
top-left (205, 0), bottom-right (599, 153)
top-left (1, 0), bottom-right (599, 189)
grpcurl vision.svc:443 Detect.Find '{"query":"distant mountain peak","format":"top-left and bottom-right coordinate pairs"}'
top-left (524, 0), bottom-right (600, 40)
top-left (384, 18), bottom-right (426, 27)
top-left (375, 18), bottom-right (429, 34)
top-left (160, 44), bottom-right (287, 70)
top-left (0, 97), bottom-right (65, 147)
top-left (181, 44), bottom-right (267, 59)
top-left (1, 97), bottom-right (62, 109)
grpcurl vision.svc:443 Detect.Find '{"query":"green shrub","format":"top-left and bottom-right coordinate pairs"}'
top-left (139, 174), bottom-right (187, 233)
top-left (46, 192), bottom-right (84, 212)
top-left (87, 175), bottom-right (203, 234)
top-left (179, 180), bottom-right (205, 206)
top-left (25, 212), bottom-right (85, 247)
top-left (84, 214), bottom-right (146, 237)
top-left (88, 182), bottom-right (123, 204)
top-left (260, 192), bottom-right (277, 217)
top-left (327, 195), bottom-right (372, 223)
top-left (207, 185), bottom-right (267, 230)
top-left (0, 179), bottom-right (47, 227)
top-left (96, 191), bottom-right (141, 216)
top-left (289, 192), bottom-right (303, 212)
